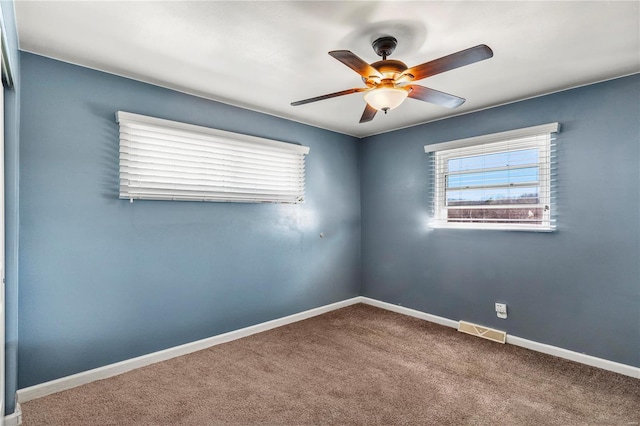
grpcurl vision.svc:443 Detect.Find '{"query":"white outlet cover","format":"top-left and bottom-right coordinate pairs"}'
top-left (495, 303), bottom-right (507, 319)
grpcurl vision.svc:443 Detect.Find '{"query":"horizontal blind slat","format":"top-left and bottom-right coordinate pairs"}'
top-left (121, 185), bottom-right (304, 195)
top-left (120, 166), bottom-right (305, 182)
top-left (120, 131), bottom-right (303, 162)
top-left (121, 175), bottom-right (305, 191)
top-left (121, 186), bottom-right (303, 199)
top-left (120, 141), bottom-right (304, 168)
top-left (117, 112), bottom-right (309, 154)
top-left (119, 153), bottom-right (305, 173)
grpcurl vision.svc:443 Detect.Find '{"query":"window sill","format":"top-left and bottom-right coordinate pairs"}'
top-left (429, 223), bottom-right (556, 232)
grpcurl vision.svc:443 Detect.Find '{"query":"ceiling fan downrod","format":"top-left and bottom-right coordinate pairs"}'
top-left (372, 36), bottom-right (398, 60)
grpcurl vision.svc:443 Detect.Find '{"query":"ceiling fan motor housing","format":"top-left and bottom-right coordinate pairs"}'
top-left (371, 59), bottom-right (408, 79)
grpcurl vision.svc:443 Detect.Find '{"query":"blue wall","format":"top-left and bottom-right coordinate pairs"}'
top-left (0, 0), bottom-right (20, 414)
top-left (13, 49), bottom-right (640, 398)
top-left (361, 74), bottom-right (640, 367)
top-left (18, 52), bottom-right (361, 388)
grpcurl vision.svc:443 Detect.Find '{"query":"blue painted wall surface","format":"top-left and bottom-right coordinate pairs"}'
top-left (18, 52), bottom-right (361, 388)
top-left (361, 75), bottom-right (640, 367)
top-left (13, 49), bottom-right (640, 393)
top-left (0, 0), bottom-right (20, 414)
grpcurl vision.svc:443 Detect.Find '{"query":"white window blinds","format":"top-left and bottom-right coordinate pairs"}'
top-left (117, 112), bottom-right (310, 203)
top-left (425, 123), bottom-right (559, 231)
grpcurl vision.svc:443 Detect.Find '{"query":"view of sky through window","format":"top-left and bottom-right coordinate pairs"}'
top-left (446, 148), bottom-right (540, 207)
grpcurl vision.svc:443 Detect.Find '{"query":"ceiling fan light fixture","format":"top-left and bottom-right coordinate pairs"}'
top-left (364, 87), bottom-right (408, 112)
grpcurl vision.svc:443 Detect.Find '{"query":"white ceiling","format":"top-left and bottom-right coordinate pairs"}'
top-left (15, 1), bottom-right (640, 138)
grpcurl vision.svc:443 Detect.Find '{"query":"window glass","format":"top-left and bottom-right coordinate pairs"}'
top-left (429, 132), bottom-right (555, 231)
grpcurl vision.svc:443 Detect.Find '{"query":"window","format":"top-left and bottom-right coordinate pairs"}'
top-left (425, 123), bottom-right (559, 231)
top-left (117, 112), bottom-right (309, 204)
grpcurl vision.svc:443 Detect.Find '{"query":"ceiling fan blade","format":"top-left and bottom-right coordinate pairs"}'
top-left (291, 88), bottom-right (366, 106)
top-left (359, 103), bottom-right (377, 123)
top-left (406, 85), bottom-right (465, 108)
top-left (403, 44), bottom-right (493, 81)
top-left (329, 50), bottom-right (383, 79)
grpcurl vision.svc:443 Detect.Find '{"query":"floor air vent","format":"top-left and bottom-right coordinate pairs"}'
top-left (458, 321), bottom-right (506, 344)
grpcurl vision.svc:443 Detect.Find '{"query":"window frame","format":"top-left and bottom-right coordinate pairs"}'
top-left (425, 123), bottom-right (559, 232)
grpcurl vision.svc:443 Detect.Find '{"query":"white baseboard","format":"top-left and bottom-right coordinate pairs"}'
top-left (360, 297), bottom-right (459, 329)
top-left (16, 297), bottom-right (362, 403)
top-left (360, 297), bottom-right (640, 379)
top-left (16, 295), bottom-right (639, 406)
top-left (4, 402), bottom-right (22, 426)
top-left (506, 335), bottom-right (639, 378)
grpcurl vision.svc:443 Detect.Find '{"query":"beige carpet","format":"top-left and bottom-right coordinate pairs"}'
top-left (22, 304), bottom-right (639, 425)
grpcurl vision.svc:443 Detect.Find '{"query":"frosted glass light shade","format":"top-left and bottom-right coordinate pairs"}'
top-left (364, 87), bottom-right (408, 111)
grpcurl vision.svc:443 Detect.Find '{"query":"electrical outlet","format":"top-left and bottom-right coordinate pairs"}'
top-left (495, 303), bottom-right (507, 319)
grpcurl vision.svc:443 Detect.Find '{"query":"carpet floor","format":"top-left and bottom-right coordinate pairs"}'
top-left (22, 304), bottom-right (639, 425)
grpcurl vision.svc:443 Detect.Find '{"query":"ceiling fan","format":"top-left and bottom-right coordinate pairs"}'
top-left (291, 36), bottom-right (493, 123)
